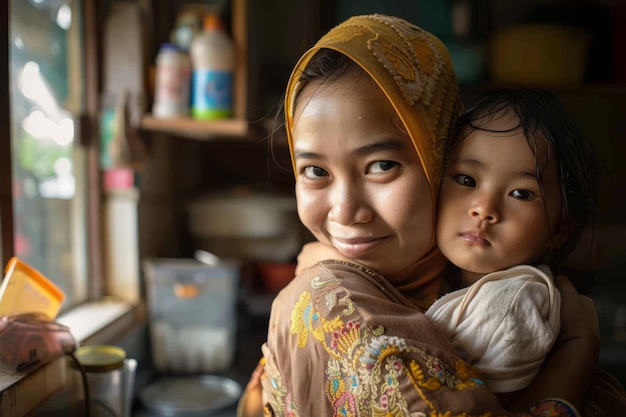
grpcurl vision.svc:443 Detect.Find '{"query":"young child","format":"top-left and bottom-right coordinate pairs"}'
top-left (239, 15), bottom-right (598, 417)
top-left (425, 88), bottom-right (599, 398)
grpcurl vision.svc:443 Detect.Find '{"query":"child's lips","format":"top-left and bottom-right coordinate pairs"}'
top-left (459, 231), bottom-right (492, 246)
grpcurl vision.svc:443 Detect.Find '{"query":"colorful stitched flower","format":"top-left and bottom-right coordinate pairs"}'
top-left (283, 393), bottom-right (297, 417)
top-left (331, 390), bottom-right (357, 417)
top-left (290, 291), bottom-right (313, 348)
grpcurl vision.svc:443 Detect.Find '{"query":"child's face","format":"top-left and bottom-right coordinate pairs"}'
top-left (436, 113), bottom-right (565, 283)
top-left (291, 75), bottom-right (434, 278)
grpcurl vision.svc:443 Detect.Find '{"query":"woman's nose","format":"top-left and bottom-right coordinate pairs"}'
top-left (469, 194), bottom-right (500, 223)
top-left (328, 184), bottom-right (373, 225)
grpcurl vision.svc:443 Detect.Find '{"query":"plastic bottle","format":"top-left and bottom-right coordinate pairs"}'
top-left (189, 13), bottom-right (235, 120)
top-left (169, 7), bottom-right (203, 51)
top-left (152, 43), bottom-right (191, 118)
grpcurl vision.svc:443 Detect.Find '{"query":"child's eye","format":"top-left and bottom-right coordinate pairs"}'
top-left (302, 166), bottom-right (328, 178)
top-left (454, 174), bottom-right (476, 187)
top-left (510, 189), bottom-right (536, 201)
top-left (369, 160), bottom-right (399, 173)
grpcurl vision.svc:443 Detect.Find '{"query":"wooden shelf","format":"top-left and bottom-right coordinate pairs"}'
top-left (141, 0), bottom-right (249, 142)
top-left (140, 114), bottom-right (250, 140)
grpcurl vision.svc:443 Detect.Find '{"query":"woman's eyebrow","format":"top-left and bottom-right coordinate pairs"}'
top-left (293, 139), bottom-right (407, 160)
top-left (293, 151), bottom-right (324, 161)
top-left (354, 139), bottom-right (408, 156)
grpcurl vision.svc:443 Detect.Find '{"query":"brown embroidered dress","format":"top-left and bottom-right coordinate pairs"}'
top-left (261, 260), bottom-right (581, 417)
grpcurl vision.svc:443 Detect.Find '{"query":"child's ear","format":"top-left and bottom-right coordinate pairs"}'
top-left (549, 217), bottom-right (572, 250)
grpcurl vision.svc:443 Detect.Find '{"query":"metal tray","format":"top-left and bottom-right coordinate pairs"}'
top-left (139, 375), bottom-right (242, 416)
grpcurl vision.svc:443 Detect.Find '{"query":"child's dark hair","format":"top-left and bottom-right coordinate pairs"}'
top-left (452, 87), bottom-right (599, 267)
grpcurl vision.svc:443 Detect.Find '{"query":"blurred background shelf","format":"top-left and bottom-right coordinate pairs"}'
top-left (140, 114), bottom-right (250, 140)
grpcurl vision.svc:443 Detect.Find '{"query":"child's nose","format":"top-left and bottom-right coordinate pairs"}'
top-left (469, 194), bottom-right (500, 223)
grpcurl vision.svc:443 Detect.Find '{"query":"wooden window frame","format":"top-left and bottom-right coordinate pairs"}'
top-left (1, 0), bottom-right (104, 297)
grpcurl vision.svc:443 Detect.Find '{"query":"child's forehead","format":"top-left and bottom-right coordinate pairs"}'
top-left (457, 108), bottom-right (545, 150)
top-left (469, 108), bottom-right (520, 132)
top-left (455, 115), bottom-right (554, 167)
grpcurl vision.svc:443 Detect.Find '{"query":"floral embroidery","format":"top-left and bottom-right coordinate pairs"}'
top-left (325, 293), bottom-right (337, 310)
top-left (266, 370), bottom-right (297, 417)
top-left (284, 288), bottom-right (496, 417)
top-left (291, 291), bottom-right (345, 354)
top-left (267, 280), bottom-right (580, 417)
top-left (342, 297), bottom-right (355, 315)
top-left (372, 325), bottom-right (385, 336)
top-left (312, 275), bottom-right (338, 288)
top-left (290, 291), bottom-right (313, 348)
top-left (330, 390), bottom-right (357, 417)
top-left (361, 335), bottom-right (405, 369)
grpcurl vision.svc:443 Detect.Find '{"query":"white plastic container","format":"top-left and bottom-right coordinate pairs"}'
top-left (189, 13), bottom-right (234, 119)
top-left (152, 43), bottom-right (191, 118)
top-left (143, 258), bottom-right (240, 374)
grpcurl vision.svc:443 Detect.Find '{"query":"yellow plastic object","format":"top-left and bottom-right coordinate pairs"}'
top-left (490, 24), bottom-right (591, 87)
top-left (0, 257), bottom-right (66, 319)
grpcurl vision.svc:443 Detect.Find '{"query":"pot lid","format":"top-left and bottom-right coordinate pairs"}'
top-left (139, 375), bottom-right (242, 416)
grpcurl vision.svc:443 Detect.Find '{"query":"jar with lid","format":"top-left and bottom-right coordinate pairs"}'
top-left (71, 345), bottom-right (136, 417)
top-left (189, 12), bottom-right (235, 120)
top-left (152, 43), bottom-right (191, 119)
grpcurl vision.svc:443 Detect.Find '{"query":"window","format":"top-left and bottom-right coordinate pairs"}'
top-left (6, 0), bottom-right (95, 311)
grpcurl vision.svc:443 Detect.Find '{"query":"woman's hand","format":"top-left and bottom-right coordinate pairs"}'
top-left (237, 360), bottom-right (265, 417)
top-left (554, 274), bottom-right (600, 358)
top-left (296, 242), bottom-right (352, 274)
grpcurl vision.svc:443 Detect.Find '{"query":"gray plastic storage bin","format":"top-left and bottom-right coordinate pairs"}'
top-left (143, 258), bottom-right (240, 373)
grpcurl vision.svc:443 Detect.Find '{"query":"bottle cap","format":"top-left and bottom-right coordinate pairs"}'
top-left (203, 13), bottom-right (223, 31)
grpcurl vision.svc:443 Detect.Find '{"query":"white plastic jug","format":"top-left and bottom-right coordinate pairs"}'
top-left (189, 12), bottom-right (235, 120)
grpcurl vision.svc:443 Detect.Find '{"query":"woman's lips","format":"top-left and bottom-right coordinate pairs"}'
top-left (331, 236), bottom-right (387, 258)
top-left (459, 232), bottom-right (492, 246)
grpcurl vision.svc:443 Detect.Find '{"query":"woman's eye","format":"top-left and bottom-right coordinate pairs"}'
top-left (369, 160), bottom-right (399, 173)
top-left (454, 174), bottom-right (476, 187)
top-left (302, 166), bottom-right (328, 178)
top-left (510, 189), bottom-right (536, 201)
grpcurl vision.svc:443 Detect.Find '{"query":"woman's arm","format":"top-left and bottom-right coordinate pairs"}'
top-left (505, 275), bottom-right (599, 411)
top-left (295, 241), bottom-right (352, 274)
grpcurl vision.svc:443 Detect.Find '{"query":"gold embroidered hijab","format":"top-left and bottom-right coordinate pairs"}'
top-left (285, 14), bottom-right (463, 307)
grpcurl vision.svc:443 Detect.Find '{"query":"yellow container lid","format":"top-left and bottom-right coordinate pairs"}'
top-left (75, 345), bottom-right (126, 372)
top-left (0, 257), bottom-right (66, 319)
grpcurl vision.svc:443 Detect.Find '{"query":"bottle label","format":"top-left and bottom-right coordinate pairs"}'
top-left (192, 69), bottom-right (233, 119)
top-left (153, 63), bottom-right (191, 117)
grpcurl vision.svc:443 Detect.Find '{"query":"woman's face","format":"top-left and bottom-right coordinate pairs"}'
top-left (291, 74), bottom-right (434, 278)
